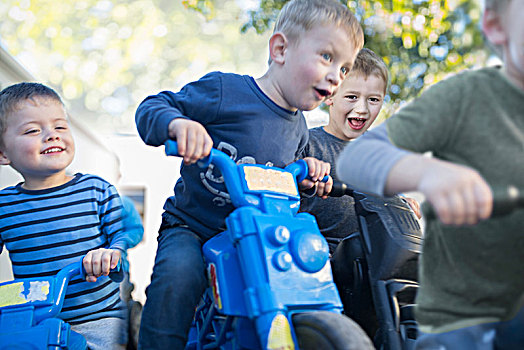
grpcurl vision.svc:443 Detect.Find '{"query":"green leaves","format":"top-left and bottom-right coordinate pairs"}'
top-left (228, 0), bottom-right (490, 118)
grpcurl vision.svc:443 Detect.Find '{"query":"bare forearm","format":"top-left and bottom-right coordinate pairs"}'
top-left (384, 154), bottom-right (434, 195)
top-left (386, 154), bottom-right (493, 225)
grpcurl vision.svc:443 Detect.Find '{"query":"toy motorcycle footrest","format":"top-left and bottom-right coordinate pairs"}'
top-left (399, 305), bottom-right (418, 348)
top-left (400, 304), bottom-right (415, 322)
top-left (385, 279), bottom-right (418, 331)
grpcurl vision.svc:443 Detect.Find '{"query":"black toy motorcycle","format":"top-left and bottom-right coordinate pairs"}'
top-left (329, 183), bottom-right (523, 350)
top-left (329, 184), bottom-right (421, 350)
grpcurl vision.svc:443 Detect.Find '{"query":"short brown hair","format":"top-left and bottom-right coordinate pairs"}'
top-left (350, 48), bottom-right (389, 93)
top-left (0, 82), bottom-right (63, 149)
top-left (274, 0), bottom-right (364, 50)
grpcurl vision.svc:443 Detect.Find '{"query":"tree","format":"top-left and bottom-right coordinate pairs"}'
top-left (186, 0), bottom-right (491, 118)
top-left (0, 0), bottom-right (269, 131)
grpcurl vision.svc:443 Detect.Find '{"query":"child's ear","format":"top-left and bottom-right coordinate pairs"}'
top-left (268, 32), bottom-right (288, 65)
top-left (482, 9), bottom-right (507, 46)
top-left (0, 150), bottom-right (11, 166)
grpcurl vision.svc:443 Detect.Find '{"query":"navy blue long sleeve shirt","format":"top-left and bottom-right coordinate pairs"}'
top-left (136, 72), bottom-right (309, 239)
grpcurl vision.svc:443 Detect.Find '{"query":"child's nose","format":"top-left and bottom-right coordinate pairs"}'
top-left (45, 131), bottom-right (60, 141)
top-left (326, 67), bottom-right (341, 87)
top-left (354, 99), bottom-right (369, 114)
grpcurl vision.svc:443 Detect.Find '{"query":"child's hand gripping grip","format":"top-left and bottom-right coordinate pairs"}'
top-left (290, 159), bottom-right (330, 184)
top-left (79, 259), bottom-right (124, 283)
top-left (165, 140), bottom-right (212, 168)
top-left (424, 185), bottom-right (523, 221)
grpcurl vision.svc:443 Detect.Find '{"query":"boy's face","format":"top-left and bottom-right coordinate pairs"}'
top-left (484, 0), bottom-right (524, 89)
top-left (0, 98), bottom-right (75, 181)
top-left (504, 0), bottom-right (524, 86)
top-left (324, 72), bottom-right (385, 141)
top-left (278, 23), bottom-right (359, 111)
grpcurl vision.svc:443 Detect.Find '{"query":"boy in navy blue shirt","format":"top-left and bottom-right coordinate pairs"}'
top-left (135, 0), bottom-right (364, 348)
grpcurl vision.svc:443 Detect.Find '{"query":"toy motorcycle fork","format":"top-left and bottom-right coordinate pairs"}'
top-left (225, 200), bottom-right (301, 349)
top-left (205, 159), bottom-right (315, 349)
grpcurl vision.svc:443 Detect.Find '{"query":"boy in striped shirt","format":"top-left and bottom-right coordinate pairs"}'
top-left (0, 82), bottom-right (131, 349)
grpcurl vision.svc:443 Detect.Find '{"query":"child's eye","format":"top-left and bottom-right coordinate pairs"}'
top-left (321, 53), bottom-right (332, 62)
top-left (340, 67), bottom-right (349, 76)
top-left (345, 95), bottom-right (357, 101)
top-left (369, 97), bottom-right (381, 103)
top-left (56, 126), bottom-right (67, 130)
top-left (24, 129), bottom-right (39, 135)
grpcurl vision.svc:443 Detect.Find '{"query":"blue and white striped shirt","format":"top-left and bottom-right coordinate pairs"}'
top-left (0, 173), bottom-right (128, 324)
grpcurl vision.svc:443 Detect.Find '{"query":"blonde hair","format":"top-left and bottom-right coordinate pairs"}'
top-left (0, 82), bottom-right (63, 149)
top-left (350, 48), bottom-right (388, 94)
top-left (274, 0), bottom-right (364, 50)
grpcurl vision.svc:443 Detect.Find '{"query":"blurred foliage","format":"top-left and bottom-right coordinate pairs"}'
top-left (186, 0), bottom-right (493, 119)
top-left (0, 0), bottom-right (494, 130)
top-left (0, 0), bottom-right (269, 132)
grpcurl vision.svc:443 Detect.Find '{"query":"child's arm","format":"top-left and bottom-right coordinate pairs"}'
top-left (386, 154), bottom-right (492, 225)
top-left (337, 124), bottom-right (493, 225)
top-left (83, 248), bottom-right (121, 283)
top-left (300, 157), bottom-right (333, 198)
top-left (136, 73), bottom-right (222, 148)
top-left (85, 181), bottom-right (130, 282)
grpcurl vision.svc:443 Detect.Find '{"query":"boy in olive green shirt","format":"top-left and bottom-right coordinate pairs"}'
top-left (337, 0), bottom-right (524, 348)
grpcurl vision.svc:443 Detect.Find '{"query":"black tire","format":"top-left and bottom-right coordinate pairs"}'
top-left (293, 311), bottom-right (375, 350)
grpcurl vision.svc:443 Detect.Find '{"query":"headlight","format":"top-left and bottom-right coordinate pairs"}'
top-left (289, 230), bottom-right (329, 273)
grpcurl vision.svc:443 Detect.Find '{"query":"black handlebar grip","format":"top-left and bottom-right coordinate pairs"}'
top-left (330, 181), bottom-right (354, 197)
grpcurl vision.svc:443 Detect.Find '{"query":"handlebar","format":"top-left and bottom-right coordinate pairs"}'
top-left (0, 256), bottom-right (123, 324)
top-left (491, 186), bottom-right (524, 216)
top-left (165, 140), bottom-right (328, 207)
top-left (329, 181), bottom-right (355, 197)
top-left (423, 186), bottom-right (523, 222)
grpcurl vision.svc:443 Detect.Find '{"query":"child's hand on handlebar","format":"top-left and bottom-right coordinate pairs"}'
top-left (83, 248), bottom-right (122, 283)
top-left (417, 160), bottom-right (493, 225)
top-left (300, 157), bottom-right (333, 198)
top-left (168, 118), bottom-right (213, 165)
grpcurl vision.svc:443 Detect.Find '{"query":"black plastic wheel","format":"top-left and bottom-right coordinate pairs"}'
top-left (293, 311), bottom-right (375, 350)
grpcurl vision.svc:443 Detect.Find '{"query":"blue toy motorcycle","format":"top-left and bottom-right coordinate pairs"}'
top-left (0, 258), bottom-right (122, 349)
top-left (164, 140), bottom-right (373, 350)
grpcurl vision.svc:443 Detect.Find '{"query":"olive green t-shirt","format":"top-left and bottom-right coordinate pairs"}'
top-left (387, 67), bottom-right (524, 333)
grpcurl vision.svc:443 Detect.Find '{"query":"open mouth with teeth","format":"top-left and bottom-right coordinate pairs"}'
top-left (41, 147), bottom-right (64, 154)
top-left (347, 117), bottom-right (367, 130)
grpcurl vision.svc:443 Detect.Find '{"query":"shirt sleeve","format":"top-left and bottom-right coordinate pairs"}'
top-left (336, 123), bottom-right (411, 196)
top-left (98, 185), bottom-right (128, 252)
top-left (135, 72), bottom-right (223, 146)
